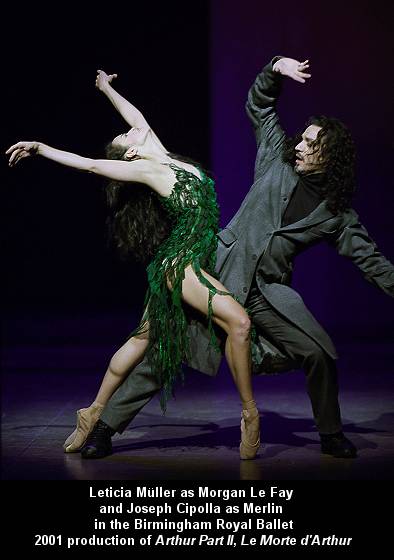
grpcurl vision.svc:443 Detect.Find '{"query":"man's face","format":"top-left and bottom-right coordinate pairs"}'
top-left (294, 125), bottom-right (324, 174)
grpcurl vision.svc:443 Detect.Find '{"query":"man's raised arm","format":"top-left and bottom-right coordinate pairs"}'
top-left (246, 57), bottom-right (311, 154)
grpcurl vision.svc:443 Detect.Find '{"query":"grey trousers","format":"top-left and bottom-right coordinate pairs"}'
top-left (246, 286), bottom-right (342, 434)
top-left (100, 287), bottom-right (342, 435)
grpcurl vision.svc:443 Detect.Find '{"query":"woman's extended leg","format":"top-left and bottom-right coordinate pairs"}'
top-left (179, 266), bottom-right (260, 459)
top-left (94, 327), bottom-right (150, 407)
top-left (64, 325), bottom-right (150, 452)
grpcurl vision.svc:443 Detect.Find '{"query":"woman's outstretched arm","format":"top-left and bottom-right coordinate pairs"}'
top-left (96, 70), bottom-right (167, 151)
top-left (6, 141), bottom-right (164, 190)
top-left (96, 70), bottom-right (148, 128)
top-left (7, 141), bottom-right (94, 171)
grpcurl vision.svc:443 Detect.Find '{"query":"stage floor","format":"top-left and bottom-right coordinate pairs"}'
top-left (2, 343), bottom-right (394, 480)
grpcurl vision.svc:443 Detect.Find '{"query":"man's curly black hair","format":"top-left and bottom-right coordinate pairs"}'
top-left (283, 116), bottom-right (357, 214)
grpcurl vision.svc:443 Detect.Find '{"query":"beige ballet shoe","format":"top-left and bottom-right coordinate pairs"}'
top-left (63, 403), bottom-right (104, 453)
top-left (240, 400), bottom-right (260, 460)
top-left (63, 427), bottom-right (78, 450)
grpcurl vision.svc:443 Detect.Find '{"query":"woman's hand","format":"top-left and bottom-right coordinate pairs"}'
top-left (6, 141), bottom-right (40, 167)
top-left (95, 69), bottom-right (118, 92)
top-left (273, 58), bottom-right (311, 83)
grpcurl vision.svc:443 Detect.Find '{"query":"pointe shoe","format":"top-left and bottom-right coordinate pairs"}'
top-left (63, 427), bottom-right (78, 450)
top-left (63, 403), bottom-right (104, 453)
top-left (240, 401), bottom-right (260, 460)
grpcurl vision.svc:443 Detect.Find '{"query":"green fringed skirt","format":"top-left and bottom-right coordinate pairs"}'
top-left (127, 163), bottom-right (230, 410)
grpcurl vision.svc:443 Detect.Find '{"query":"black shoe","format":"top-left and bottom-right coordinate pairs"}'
top-left (320, 432), bottom-right (357, 459)
top-left (81, 420), bottom-right (114, 459)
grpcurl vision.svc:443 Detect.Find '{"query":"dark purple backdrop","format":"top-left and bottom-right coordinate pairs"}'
top-left (2, 1), bottom-right (393, 366)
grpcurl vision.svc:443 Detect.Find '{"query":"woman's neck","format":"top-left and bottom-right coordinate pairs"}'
top-left (138, 136), bottom-right (171, 162)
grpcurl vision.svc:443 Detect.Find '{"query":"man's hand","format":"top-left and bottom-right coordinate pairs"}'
top-left (273, 58), bottom-right (311, 83)
top-left (95, 69), bottom-right (118, 92)
top-left (6, 141), bottom-right (40, 167)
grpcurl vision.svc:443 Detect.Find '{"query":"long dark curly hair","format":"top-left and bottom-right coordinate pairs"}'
top-left (104, 143), bottom-right (205, 263)
top-left (283, 116), bottom-right (357, 214)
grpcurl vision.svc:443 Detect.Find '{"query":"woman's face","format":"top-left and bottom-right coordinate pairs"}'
top-left (112, 126), bottom-right (151, 149)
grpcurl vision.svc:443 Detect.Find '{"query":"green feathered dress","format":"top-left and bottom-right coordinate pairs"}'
top-left (128, 162), bottom-right (230, 410)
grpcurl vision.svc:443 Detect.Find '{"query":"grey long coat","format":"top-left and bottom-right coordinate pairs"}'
top-left (188, 60), bottom-right (394, 376)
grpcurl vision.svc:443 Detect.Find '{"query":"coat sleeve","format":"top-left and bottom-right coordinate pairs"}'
top-left (333, 210), bottom-right (394, 297)
top-left (245, 57), bottom-right (286, 153)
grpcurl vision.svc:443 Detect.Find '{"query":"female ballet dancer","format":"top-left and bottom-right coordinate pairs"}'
top-left (6, 70), bottom-right (260, 460)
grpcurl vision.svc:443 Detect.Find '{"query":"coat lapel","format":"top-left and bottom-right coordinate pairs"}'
top-left (280, 166), bottom-right (298, 200)
top-left (277, 166), bottom-right (298, 225)
top-left (279, 200), bottom-right (335, 232)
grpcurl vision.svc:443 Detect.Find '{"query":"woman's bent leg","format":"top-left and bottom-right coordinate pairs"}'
top-left (179, 266), bottom-right (260, 459)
